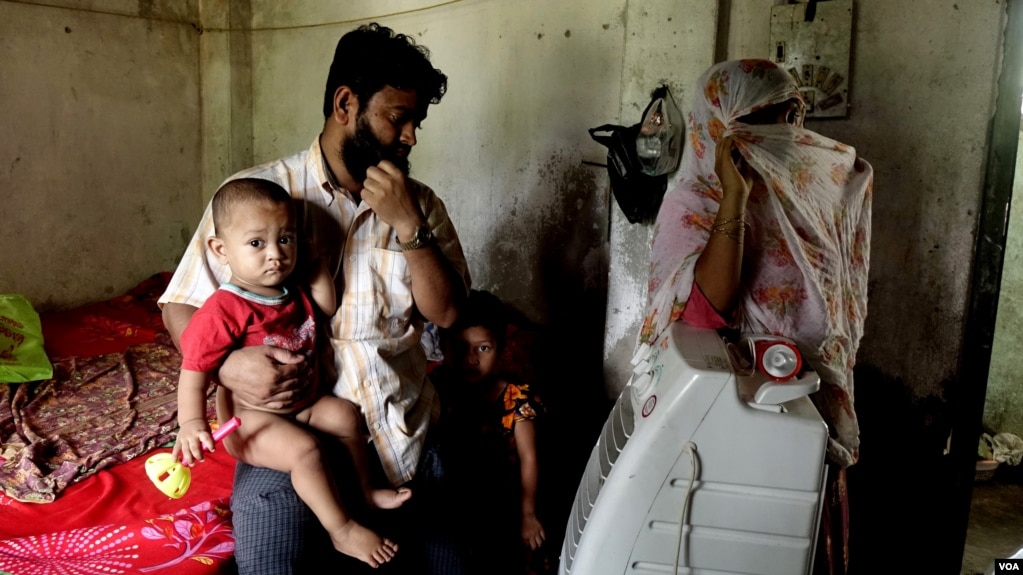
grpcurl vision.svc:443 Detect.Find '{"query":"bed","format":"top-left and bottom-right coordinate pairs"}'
top-left (0, 273), bottom-right (236, 575)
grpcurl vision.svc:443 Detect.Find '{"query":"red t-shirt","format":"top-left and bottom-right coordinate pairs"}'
top-left (180, 284), bottom-right (318, 374)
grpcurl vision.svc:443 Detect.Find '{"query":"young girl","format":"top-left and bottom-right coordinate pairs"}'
top-left (173, 177), bottom-right (410, 568)
top-left (438, 289), bottom-right (550, 575)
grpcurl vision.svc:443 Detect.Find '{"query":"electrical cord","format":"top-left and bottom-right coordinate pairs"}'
top-left (673, 441), bottom-right (700, 574)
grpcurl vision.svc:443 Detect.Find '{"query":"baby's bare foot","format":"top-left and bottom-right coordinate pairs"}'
top-left (369, 486), bottom-right (412, 510)
top-left (329, 521), bottom-right (398, 568)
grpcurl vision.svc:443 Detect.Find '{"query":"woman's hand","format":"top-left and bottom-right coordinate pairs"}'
top-left (715, 136), bottom-right (754, 202)
top-left (173, 418), bottom-right (213, 466)
top-left (217, 346), bottom-right (309, 411)
top-left (694, 135), bottom-right (756, 316)
top-left (521, 513), bottom-right (546, 551)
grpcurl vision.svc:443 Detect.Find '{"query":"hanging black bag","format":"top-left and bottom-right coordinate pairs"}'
top-left (589, 85), bottom-right (683, 224)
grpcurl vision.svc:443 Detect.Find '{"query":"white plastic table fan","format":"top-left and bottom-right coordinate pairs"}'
top-left (559, 323), bottom-right (828, 575)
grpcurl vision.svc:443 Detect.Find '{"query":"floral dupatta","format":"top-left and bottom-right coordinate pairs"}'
top-left (640, 59), bottom-right (873, 467)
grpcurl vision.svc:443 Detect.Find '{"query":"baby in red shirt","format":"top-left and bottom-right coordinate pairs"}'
top-left (173, 178), bottom-right (409, 568)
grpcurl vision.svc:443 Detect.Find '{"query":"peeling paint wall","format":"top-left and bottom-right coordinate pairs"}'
top-left (603, 0), bottom-right (719, 396)
top-left (0, 1), bottom-right (202, 310)
top-left (802, 0), bottom-right (1001, 401)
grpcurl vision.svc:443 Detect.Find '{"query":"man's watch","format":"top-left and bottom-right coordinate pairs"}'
top-left (398, 225), bottom-right (434, 251)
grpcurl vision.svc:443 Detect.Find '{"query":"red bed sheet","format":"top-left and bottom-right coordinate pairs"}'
top-left (0, 273), bottom-right (236, 575)
top-left (0, 445), bottom-right (235, 574)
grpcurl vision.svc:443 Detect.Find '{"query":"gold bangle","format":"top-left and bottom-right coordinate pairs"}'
top-left (710, 221), bottom-right (744, 234)
top-left (712, 215), bottom-right (744, 228)
top-left (710, 215), bottom-right (745, 243)
top-left (710, 226), bottom-right (744, 243)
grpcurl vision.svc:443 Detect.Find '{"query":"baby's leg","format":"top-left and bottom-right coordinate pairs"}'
top-left (227, 409), bottom-right (398, 567)
top-left (302, 396), bottom-right (412, 510)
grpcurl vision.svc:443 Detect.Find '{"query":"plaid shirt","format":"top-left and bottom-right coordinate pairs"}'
top-left (159, 136), bottom-right (471, 486)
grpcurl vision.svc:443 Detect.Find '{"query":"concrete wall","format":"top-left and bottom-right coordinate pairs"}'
top-left (0, 0), bottom-right (202, 310)
top-left (602, 1), bottom-right (719, 395)
top-left (987, 126), bottom-right (1023, 439)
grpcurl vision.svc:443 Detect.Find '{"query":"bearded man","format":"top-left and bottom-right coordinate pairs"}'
top-left (159, 22), bottom-right (471, 575)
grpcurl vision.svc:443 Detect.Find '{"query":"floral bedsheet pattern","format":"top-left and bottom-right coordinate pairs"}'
top-left (0, 336), bottom-right (214, 503)
top-left (0, 499), bottom-right (234, 575)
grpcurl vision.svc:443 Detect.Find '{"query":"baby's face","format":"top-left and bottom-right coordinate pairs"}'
top-left (219, 201), bottom-right (298, 295)
top-left (451, 326), bottom-right (499, 384)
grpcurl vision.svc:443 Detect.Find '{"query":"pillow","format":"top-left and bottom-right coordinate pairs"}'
top-left (0, 294), bottom-right (53, 382)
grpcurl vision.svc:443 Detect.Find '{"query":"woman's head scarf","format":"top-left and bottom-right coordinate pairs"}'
top-left (641, 59), bottom-right (873, 467)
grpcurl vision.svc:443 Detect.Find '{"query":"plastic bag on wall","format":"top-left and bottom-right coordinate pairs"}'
top-left (0, 294), bottom-right (53, 382)
top-left (588, 85), bottom-right (684, 224)
top-left (636, 85), bottom-right (684, 177)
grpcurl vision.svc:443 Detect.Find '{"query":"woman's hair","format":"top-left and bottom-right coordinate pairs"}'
top-left (447, 290), bottom-right (508, 350)
top-left (322, 22), bottom-right (448, 119)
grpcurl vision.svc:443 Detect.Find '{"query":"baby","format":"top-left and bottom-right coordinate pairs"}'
top-left (173, 177), bottom-right (410, 568)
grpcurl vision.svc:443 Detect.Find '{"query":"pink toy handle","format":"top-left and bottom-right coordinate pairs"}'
top-left (211, 416), bottom-right (241, 445)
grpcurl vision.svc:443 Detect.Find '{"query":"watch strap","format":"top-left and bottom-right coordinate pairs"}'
top-left (398, 225), bottom-right (434, 251)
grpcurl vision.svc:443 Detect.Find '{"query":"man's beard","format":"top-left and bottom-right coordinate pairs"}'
top-left (340, 115), bottom-right (411, 183)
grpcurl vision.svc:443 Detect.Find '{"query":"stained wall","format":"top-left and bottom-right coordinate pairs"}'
top-left (0, 1), bottom-right (202, 309)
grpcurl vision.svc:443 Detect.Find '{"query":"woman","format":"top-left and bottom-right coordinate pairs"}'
top-left (640, 59), bottom-right (872, 574)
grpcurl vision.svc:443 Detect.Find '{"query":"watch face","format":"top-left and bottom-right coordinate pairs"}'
top-left (399, 226), bottom-right (433, 250)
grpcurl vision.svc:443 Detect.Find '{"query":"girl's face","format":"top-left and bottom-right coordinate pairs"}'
top-left (453, 325), bottom-right (499, 384)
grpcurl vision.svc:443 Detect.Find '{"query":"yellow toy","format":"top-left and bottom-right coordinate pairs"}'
top-left (145, 416), bottom-right (241, 499)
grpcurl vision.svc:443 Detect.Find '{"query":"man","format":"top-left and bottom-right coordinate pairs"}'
top-left (159, 23), bottom-right (471, 574)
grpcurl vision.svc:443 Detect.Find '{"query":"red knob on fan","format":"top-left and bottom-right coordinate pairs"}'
top-left (754, 340), bottom-right (802, 382)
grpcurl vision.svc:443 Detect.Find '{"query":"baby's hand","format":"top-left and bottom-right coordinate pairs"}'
top-left (521, 513), bottom-right (546, 551)
top-left (172, 419), bottom-right (214, 466)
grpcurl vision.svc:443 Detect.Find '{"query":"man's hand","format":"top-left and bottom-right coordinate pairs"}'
top-left (362, 160), bottom-right (424, 241)
top-left (361, 159), bottom-right (463, 327)
top-left (217, 346), bottom-right (309, 410)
